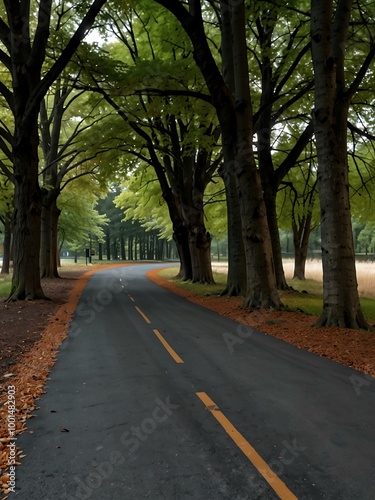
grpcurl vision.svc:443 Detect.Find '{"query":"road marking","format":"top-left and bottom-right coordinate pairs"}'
top-left (153, 329), bottom-right (184, 364)
top-left (128, 295), bottom-right (135, 302)
top-left (196, 392), bottom-right (298, 500)
top-left (135, 306), bottom-right (151, 324)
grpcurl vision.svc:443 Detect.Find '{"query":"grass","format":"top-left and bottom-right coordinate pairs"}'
top-left (281, 280), bottom-right (323, 317)
top-left (158, 267), bottom-right (227, 296)
top-left (0, 275), bottom-right (11, 298)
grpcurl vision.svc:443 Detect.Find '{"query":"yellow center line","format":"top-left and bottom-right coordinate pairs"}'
top-left (134, 306), bottom-right (151, 324)
top-left (153, 329), bottom-right (184, 364)
top-left (196, 392), bottom-right (298, 500)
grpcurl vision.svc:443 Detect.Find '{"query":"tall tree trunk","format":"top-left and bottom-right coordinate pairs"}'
top-left (178, 182), bottom-right (214, 284)
top-left (40, 193), bottom-right (60, 279)
top-left (1, 215), bottom-right (11, 275)
top-left (219, 162), bottom-right (246, 295)
top-left (311, 0), bottom-right (367, 328)
top-left (263, 185), bottom-right (288, 289)
top-left (98, 242), bottom-right (103, 260)
top-left (187, 212), bottom-right (214, 284)
top-left (219, 0), bottom-right (247, 296)
top-left (231, 0), bottom-right (281, 308)
top-left (173, 227), bottom-right (192, 280)
top-left (9, 124), bottom-right (46, 300)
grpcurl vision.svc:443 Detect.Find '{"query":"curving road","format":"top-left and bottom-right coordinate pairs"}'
top-left (13, 263), bottom-right (375, 499)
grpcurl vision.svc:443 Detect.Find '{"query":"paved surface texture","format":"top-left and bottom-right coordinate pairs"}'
top-left (13, 263), bottom-right (375, 499)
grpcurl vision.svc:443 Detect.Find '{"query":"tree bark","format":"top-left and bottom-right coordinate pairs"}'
top-left (231, 0), bottom-right (281, 308)
top-left (186, 207), bottom-right (214, 284)
top-left (311, 0), bottom-right (368, 328)
top-left (40, 191), bottom-right (60, 279)
top-left (9, 124), bottom-right (46, 300)
top-left (1, 215), bottom-right (11, 275)
top-left (219, 161), bottom-right (246, 295)
top-left (263, 185), bottom-right (288, 289)
top-left (219, 0), bottom-right (247, 296)
top-left (173, 226), bottom-right (192, 281)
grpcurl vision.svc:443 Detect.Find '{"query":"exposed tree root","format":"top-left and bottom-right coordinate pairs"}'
top-left (220, 283), bottom-right (245, 297)
top-left (315, 307), bottom-right (369, 330)
top-left (242, 290), bottom-right (283, 310)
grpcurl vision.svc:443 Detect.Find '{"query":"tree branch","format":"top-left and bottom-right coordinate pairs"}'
top-left (23, 0), bottom-right (108, 131)
top-left (134, 87), bottom-right (212, 104)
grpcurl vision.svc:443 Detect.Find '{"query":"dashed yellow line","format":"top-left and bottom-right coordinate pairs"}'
top-left (153, 329), bottom-right (184, 364)
top-left (134, 306), bottom-right (151, 324)
top-left (196, 392), bottom-right (298, 500)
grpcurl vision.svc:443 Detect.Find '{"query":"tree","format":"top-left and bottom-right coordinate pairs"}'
top-left (278, 155), bottom-right (319, 280)
top-left (311, 0), bottom-right (375, 328)
top-left (250, 2), bottom-right (314, 289)
top-left (154, 0), bottom-right (281, 307)
top-left (0, 0), bottom-right (108, 300)
top-left (39, 71), bottom-right (117, 278)
top-left (78, 9), bottom-right (222, 283)
top-left (58, 180), bottom-right (108, 255)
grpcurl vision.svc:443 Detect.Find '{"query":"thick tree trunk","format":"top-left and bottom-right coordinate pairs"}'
top-left (292, 213), bottom-right (312, 280)
top-left (40, 193), bottom-right (60, 279)
top-left (98, 242), bottom-right (103, 260)
top-left (9, 126), bottom-right (46, 300)
top-left (219, 1), bottom-right (247, 297)
top-left (236, 162), bottom-right (281, 308)
top-left (1, 216), bottom-right (11, 275)
top-left (231, 0), bottom-right (281, 308)
top-left (219, 161), bottom-right (246, 295)
top-left (188, 219), bottom-right (214, 284)
top-left (311, 0), bottom-right (367, 329)
top-left (173, 226), bottom-right (192, 281)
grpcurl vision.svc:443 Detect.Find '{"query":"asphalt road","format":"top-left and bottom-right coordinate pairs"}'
top-left (13, 263), bottom-right (375, 500)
